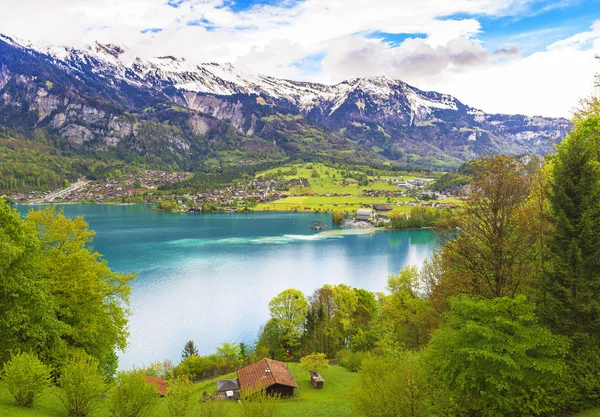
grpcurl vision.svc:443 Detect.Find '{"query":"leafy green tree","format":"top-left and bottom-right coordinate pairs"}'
top-left (25, 207), bottom-right (133, 376)
top-left (165, 376), bottom-right (197, 417)
top-left (2, 352), bottom-right (52, 407)
top-left (256, 319), bottom-right (288, 361)
top-left (0, 200), bottom-right (64, 364)
top-left (108, 370), bottom-right (157, 417)
top-left (542, 116), bottom-right (600, 344)
top-left (216, 342), bottom-right (242, 370)
top-left (426, 295), bottom-right (569, 417)
top-left (268, 289), bottom-right (308, 347)
top-left (182, 340), bottom-right (198, 359)
top-left (436, 155), bottom-right (537, 300)
top-left (300, 353), bottom-right (329, 373)
top-left (57, 351), bottom-right (107, 417)
top-left (331, 284), bottom-right (359, 348)
top-left (332, 211), bottom-right (344, 225)
top-left (379, 266), bottom-right (432, 349)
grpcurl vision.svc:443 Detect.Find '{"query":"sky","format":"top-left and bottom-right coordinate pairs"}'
top-left (0, 0), bottom-right (599, 117)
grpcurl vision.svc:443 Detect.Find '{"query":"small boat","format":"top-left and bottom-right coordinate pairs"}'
top-left (309, 220), bottom-right (327, 230)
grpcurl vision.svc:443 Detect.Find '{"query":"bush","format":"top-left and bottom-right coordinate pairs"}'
top-left (332, 211), bottom-right (344, 225)
top-left (165, 376), bottom-right (197, 417)
top-left (108, 370), bottom-right (157, 417)
top-left (200, 399), bottom-right (226, 417)
top-left (352, 351), bottom-right (427, 417)
top-left (1, 352), bottom-right (51, 407)
top-left (300, 353), bottom-right (329, 373)
top-left (240, 390), bottom-right (281, 417)
top-left (339, 350), bottom-right (366, 372)
top-left (57, 352), bottom-right (107, 417)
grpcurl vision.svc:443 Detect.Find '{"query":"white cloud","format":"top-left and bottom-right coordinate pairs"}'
top-left (0, 0), bottom-right (597, 117)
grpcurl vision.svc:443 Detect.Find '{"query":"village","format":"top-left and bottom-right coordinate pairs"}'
top-left (7, 164), bottom-right (463, 222)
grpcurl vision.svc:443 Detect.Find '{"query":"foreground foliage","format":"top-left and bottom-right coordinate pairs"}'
top-left (57, 352), bottom-right (107, 417)
top-left (1, 352), bottom-right (51, 407)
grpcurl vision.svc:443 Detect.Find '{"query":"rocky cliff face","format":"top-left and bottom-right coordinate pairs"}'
top-left (0, 34), bottom-right (573, 169)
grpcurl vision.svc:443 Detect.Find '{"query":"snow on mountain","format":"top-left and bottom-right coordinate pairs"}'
top-left (0, 34), bottom-right (572, 165)
top-left (13, 36), bottom-right (471, 118)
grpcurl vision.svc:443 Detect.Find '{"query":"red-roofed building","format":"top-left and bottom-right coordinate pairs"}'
top-left (237, 358), bottom-right (298, 398)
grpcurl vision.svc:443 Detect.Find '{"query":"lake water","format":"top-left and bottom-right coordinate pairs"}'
top-left (16, 204), bottom-right (437, 370)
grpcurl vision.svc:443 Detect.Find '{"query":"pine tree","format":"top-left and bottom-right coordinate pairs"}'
top-left (543, 116), bottom-right (600, 344)
top-left (181, 340), bottom-right (198, 359)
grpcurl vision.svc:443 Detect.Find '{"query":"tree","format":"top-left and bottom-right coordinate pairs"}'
top-left (300, 353), bottom-right (329, 373)
top-left (57, 351), bottom-right (107, 417)
top-left (435, 155), bottom-right (537, 300)
top-left (331, 284), bottom-right (359, 349)
top-left (573, 55), bottom-right (600, 122)
top-left (25, 207), bottom-right (133, 376)
top-left (379, 266), bottom-right (432, 349)
top-left (108, 370), bottom-right (157, 417)
top-left (182, 340), bottom-right (199, 359)
top-left (542, 116), bottom-right (600, 344)
top-left (2, 352), bottom-right (51, 407)
top-left (268, 289), bottom-right (308, 347)
top-left (256, 319), bottom-right (288, 361)
top-left (0, 200), bottom-right (64, 365)
top-left (332, 211), bottom-right (344, 225)
top-left (426, 295), bottom-right (569, 416)
top-left (216, 342), bottom-right (242, 370)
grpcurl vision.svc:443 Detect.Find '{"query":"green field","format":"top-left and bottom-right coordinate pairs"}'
top-left (255, 163), bottom-right (428, 214)
top-left (0, 364), bottom-right (357, 417)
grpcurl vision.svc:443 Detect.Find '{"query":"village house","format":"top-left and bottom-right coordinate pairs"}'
top-left (236, 358), bottom-right (298, 398)
top-left (373, 204), bottom-right (393, 212)
top-left (356, 208), bottom-right (374, 221)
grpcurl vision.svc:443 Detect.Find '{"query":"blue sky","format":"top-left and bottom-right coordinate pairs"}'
top-left (0, 0), bottom-right (599, 116)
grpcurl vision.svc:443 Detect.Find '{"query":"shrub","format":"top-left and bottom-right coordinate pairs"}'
top-left (300, 353), bottom-right (329, 373)
top-left (339, 350), bottom-right (366, 372)
top-left (240, 390), bottom-right (281, 417)
top-left (332, 211), bottom-right (344, 225)
top-left (199, 399), bottom-right (226, 417)
top-left (165, 377), bottom-right (197, 417)
top-left (351, 351), bottom-right (427, 417)
top-left (57, 352), bottom-right (107, 417)
top-left (1, 352), bottom-right (51, 407)
top-left (108, 370), bottom-right (157, 417)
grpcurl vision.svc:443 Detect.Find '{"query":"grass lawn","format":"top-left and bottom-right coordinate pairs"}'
top-left (577, 410), bottom-right (600, 416)
top-left (254, 163), bottom-right (429, 214)
top-left (0, 364), bottom-right (357, 417)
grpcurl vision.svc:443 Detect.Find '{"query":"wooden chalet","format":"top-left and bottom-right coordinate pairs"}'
top-left (237, 358), bottom-right (298, 398)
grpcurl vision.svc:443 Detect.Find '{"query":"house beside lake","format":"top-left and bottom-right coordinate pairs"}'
top-left (236, 358), bottom-right (298, 398)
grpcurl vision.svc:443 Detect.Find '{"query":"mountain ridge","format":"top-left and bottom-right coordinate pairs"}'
top-left (0, 33), bottom-right (572, 172)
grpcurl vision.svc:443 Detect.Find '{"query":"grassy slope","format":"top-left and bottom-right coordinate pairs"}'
top-left (0, 364), bottom-right (356, 417)
top-left (254, 163), bottom-right (425, 214)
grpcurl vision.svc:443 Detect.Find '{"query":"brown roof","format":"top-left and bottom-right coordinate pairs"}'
top-left (237, 358), bottom-right (298, 393)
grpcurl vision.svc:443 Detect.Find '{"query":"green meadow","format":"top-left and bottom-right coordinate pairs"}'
top-left (0, 364), bottom-right (356, 417)
top-left (254, 163), bottom-right (431, 214)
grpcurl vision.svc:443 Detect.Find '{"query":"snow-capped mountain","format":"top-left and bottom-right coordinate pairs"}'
top-left (0, 34), bottom-right (572, 169)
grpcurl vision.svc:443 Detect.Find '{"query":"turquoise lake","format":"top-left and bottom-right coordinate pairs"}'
top-left (16, 204), bottom-right (437, 370)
